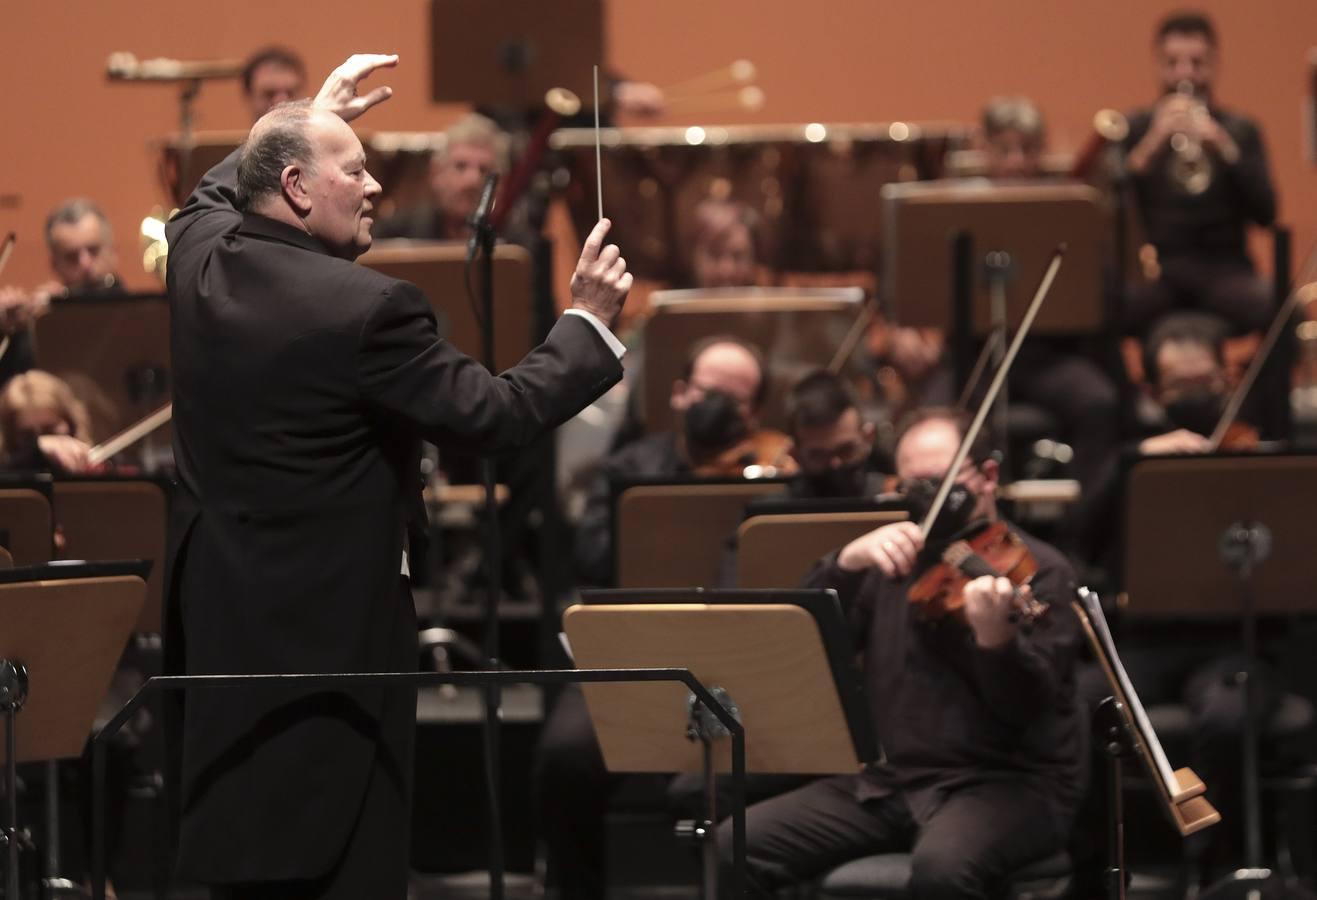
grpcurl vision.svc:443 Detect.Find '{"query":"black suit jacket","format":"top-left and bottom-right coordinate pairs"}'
top-left (163, 150), bottom-right (621, 881)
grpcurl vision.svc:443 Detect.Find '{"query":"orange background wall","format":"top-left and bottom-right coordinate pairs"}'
top-left (3, 1), bottom-right (1315, 290)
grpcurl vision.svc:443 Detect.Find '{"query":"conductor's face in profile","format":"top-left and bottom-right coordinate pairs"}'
top-left (300, 112), bottom-right (383, 260)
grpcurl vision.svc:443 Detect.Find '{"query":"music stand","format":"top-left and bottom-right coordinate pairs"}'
top-left (33, 294), bottom-right (171, 453)
top-left (736, 510), bottom-right (906, 589)
top-left (359, 242), bottom-right (535, 375)
top-left (1072, 587), bottom-right (1219, 900)
top-left (640, 288), bottom-right (865, 435)
top-left (0, 562), bottom-right (148, 900)
top-left (0, 482), bottom-right (53, 567)
top-left (52, 478), bottom-right (170, 633)
top-left (566, 588), bottom-right (876, 899)
top-left (882, 182), bottom-right (1108, 336)
top-left (429, 0), bottom-right (602, 110)
top-left (612, 478), bottom-right (787, 589)
top-left (1119, 452), bottom-right (1317, 898)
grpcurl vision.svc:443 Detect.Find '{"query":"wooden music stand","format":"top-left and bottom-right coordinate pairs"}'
top-left (53, 478), bottom-right (169, 633)
top-left (1072, 587), bottom-right (1219, 900)
top-left (429, 0), bottom-right (602, 109)
top-left (33, 294), bottom-right (172, 442)
top-left (1120, 453), bottom-right (1317, 619)
top-left (614, 480), bottom-right (786, 589)
top-left (359, 242), bottom-right (535, 374)
top-left (564, 590), bottom-right (875, 776)
top-left (0, 562), bottom-right (147, 899)
top-left (640, 288), bottom-right (865, 434)
top-left (736, 510), bottom-right (906, 589)
top-left (881, 182), bottom-right (1108, 336)
top-left (0, 484), bottom-right (52, 566)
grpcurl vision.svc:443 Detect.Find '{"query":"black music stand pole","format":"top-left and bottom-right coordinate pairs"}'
top-left (2, 661), bottom-right (30, 900)
top-left (470, 184), bottom-right (507, 900)
top-left (1094, 696), bottom-right (1134, 900)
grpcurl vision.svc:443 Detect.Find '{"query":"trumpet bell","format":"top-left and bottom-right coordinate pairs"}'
top-left (140, 206), bottom-right (176, 280)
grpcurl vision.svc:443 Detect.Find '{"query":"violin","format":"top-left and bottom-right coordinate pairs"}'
top-left (908, 521), bottom-right (1047, 626)
top-left (691, 427), bottom-right (798, 479)
top-left (903, 246), bottom-right (1066, 628)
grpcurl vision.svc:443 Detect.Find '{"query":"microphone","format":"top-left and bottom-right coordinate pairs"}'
top-left (106, 52), bottom-right (244, 83)
top-left (466, 173), bottom-right (500, 262)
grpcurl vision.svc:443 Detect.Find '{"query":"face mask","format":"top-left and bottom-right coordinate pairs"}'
top-left (683, 390), bottom-right (749, 459)
top-left (1164, 387), bottom-right (1225, 437)
top-left (799, 460), bottom-right (871, 499)
top-left (901, 477), bottom-right (977, 542)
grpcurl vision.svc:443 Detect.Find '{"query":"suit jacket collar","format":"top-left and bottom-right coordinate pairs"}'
top-left (239, 213), bottom-right (331, 257)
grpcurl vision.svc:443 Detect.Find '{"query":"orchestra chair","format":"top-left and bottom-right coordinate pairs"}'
top-left (816, 850), bottom-right (1073, 900)
top-left (615, 481), bottom-right (785, 589)
top-left (0, 485), bottom-right (53, 566)
top-left (736, 511), bottom-right (905, 589)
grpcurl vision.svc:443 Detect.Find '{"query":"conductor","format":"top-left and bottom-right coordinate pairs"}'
top-left (163, 54), bottom-right (632, 899)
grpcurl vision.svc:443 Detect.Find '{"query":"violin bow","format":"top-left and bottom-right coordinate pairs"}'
top-left (918, 246), bottom-right (1066, 540)
top-left (0, 233), bottom-right (16, 365)
top-left (88, 402), bottom-right (173, 466)
top-left (1208, 241), bottom-right (1317, 451)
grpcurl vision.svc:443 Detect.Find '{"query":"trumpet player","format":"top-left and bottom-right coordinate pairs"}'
top-left (1122, 10), bottom-right (1276, 337)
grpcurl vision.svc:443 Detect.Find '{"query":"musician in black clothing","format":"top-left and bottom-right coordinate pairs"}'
top-left (718, 408), bottom-right (1084, 900)
top-left (1122, 11), bottom-right (1277, 336)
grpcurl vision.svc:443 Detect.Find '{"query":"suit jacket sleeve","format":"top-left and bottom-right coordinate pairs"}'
top-left (1223, 118), bottom-right (1276, 227)
top-left (164, 149), bottom-right (243, 263)
top-left (356, 279), bottom-right (622, 452)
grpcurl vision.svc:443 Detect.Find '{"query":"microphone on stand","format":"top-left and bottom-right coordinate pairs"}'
top-left (106, 52), bottom-right (244, 82)
top-left (466, 173), bottom-right (500, 263)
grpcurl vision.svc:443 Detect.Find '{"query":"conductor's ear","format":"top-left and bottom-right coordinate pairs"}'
top-left (281, 164), bottom-right (312, 215)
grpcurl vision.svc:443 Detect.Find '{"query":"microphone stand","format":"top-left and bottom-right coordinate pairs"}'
top-left (467, 174), bottom-right (506, 900)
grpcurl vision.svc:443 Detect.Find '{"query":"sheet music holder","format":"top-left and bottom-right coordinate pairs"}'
top-left (52, 477), bottom-right (171, 633)
top-left (736, 509), bottom-right (906, 590)
top-left (568, 588), bottom-right (877, 774)
top-left (429, 0), bottom-right (602, 110)
top-left (359, 242), bottom-right (535, 374)
top-left (640, 288), bottom-right (865, 434)
top-left (0, 561), bottom-right (148, 898)
top-left (882, 181), bottom-right (1108, 336)
top-left (1073, 588), bottom-right (1219, 834)
top-left (1119, 451), bottom-right (1317, 619)
top-left (611, 477), bottom-right (787, 589)
top-left (0, 479), bottom-right (53, 567)
top-left (33, 292), bottom-right (172, 444)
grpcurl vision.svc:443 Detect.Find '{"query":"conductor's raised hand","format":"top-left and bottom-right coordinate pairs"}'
top-left (314, 54), bottom-right (399, 122)
top-left (570, 219), bottom-right (632, 328)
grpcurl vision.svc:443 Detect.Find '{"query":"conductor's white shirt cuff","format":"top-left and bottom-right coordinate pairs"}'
top-left (564, 308), bottom-right (626, 359)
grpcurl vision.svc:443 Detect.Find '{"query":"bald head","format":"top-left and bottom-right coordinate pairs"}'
top-left (671, 338), bottom-right (766, 427)
top-left (237, 102), bottom-right (382, 260)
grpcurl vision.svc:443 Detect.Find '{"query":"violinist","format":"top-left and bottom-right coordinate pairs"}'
top-left (717, 407), bottom-right (1084, 900)
top-left (0, 369), bottom-right (99, 474)
top-left (573, 335), bottom-right (773, 587)
top-left (0, 198), bottom-right (125, 386)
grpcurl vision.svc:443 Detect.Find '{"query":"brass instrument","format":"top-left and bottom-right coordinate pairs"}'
top-left (1070, 108), bottom-right (1129, 180)
top-left (140, 207), bottom-right (174, 279)
top-left (1168, 80), bottom-right (1213, 195)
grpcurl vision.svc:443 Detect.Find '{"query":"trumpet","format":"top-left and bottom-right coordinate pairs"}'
top-left (1168, 80), bottom-right (1213, 195)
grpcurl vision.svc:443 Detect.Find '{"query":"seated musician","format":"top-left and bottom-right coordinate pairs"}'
top-left (0, 369), bottom-right (97, 473)
top-left (574, 335), bottom-right (772, 587)
top-left (241, 46), bottom-right (307, 123)
top-left (1121, 11), bottom-right (1276, 337)
top-left (372, 113), bottom-right (508, 242)
top-left (717, 407), bottom-right (1082, 898)
top-left (685, 199), bottom-right (761, 289)
top-left (884, 97), bottom-right (1119, 492)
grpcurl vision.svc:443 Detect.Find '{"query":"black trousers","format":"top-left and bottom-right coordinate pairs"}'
top-left (535, 686), bottom-right (812, 900)
top-left (1125, 256), bottom-right (1273, 337)
top-left (209, 578), bottom-right (417, 900)
top-left (716, 774), bottom-right (1065, 900)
